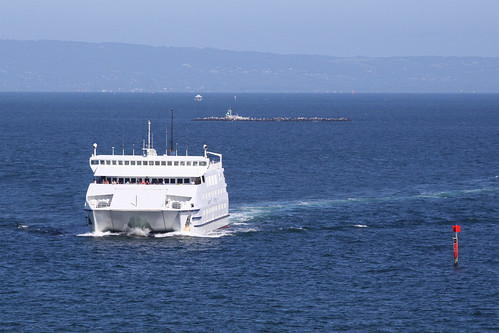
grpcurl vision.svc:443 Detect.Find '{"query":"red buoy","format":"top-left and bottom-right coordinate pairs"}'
top-left (453, 225), bottom-right (460, 266)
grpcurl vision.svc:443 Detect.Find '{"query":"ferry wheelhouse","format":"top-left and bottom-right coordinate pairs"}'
top-left (84, 121), bottom-right (229, 234)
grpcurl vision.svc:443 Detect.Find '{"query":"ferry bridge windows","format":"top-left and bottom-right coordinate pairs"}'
top-left (95, 176), bottom-right (204, 185)
top-left (92, 159), bottom-right (209, 166)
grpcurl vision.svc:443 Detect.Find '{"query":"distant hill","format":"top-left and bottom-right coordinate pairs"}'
top-left (1, 40), bottom-right (498, 93)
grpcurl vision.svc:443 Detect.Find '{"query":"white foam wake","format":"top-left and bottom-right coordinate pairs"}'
top-left (77, 226), bottom-right (238, 239)
top-left (127, 227), bottom-right (151, 237)
top-left (77, 230), bottom-right (121, 237)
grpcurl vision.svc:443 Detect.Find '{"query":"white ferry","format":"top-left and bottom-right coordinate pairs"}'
top-left (84, 121), bottom-right (229, 234)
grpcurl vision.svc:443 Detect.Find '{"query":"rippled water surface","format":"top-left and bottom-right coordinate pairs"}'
top-left (0, 93), bottom-right (497, 331)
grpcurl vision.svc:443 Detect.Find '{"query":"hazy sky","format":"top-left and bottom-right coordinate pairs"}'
top-left (1, 0), bottom-right (498, 57)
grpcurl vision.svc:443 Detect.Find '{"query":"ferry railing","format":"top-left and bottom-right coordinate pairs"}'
top-left (206, 151), bottom-right (222, 169)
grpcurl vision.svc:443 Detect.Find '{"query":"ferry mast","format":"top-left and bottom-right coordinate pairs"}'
top-left (169, 108), bottom-right (174, 154)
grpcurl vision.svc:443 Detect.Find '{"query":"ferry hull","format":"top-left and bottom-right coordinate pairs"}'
top-left (190, 215), bottom-right (230, 234)
top-left (85, 209), bottom-right (229, 234)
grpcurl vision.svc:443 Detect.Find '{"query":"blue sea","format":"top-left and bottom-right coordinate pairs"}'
top-left (0, 93), bottom-right (497, 331)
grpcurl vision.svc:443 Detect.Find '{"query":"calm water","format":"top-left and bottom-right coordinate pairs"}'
top-left (0, 93), bottom-right (497, 331)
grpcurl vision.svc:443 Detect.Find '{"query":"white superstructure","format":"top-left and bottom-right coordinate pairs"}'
top-left (84, 121), bottom-right (229, 234)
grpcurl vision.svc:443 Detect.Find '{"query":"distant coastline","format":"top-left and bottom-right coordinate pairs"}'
top-left (1, 40), bottom-right (498, 93)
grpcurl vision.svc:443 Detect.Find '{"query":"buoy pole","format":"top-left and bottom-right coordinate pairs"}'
top-left (453, 225), bottom-right (460, 266)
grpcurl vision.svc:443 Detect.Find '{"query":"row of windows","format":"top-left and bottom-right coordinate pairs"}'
top-left (206, 203), bottom-right (228, 220)
top-left (206, 203), bottom-right (227, 215)
top-left (203, 188), bottom-right (225, 200)
top-left (91, 160), bottom-right (207, 167)
top-left (94, 176), bottom-right (204, 185)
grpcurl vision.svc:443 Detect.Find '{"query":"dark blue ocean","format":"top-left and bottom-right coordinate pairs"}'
top-left (0, 93), bottom-right (497, 331)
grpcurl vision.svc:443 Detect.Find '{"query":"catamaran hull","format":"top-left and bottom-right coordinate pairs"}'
top-left (188, 215), bottom-right (230, 234)
top-left (85, 208), bottom-right (229, 234)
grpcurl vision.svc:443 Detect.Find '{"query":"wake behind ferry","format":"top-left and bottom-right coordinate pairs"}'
top-left (84, 121), bottom-right (229, 234)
